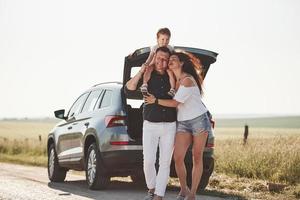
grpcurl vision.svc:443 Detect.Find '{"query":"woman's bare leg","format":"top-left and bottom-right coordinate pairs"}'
top-left (173, 132), bottom-right (192, 197)
top-left (188, 132), bottom-right (208, 200)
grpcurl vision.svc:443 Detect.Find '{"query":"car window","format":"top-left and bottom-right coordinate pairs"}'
top-left (68, 93), bottom-right (89, 118)
top-left (130, 67), bottom-right (141, 78)
top-left (81, 89), bottom-right (102, 113)
top-left (99, 90), bottom-right (112, 108)
top-left (127, 99), bottom-right (143, 108)
top-left (94, 90), bottom-right (104, 109)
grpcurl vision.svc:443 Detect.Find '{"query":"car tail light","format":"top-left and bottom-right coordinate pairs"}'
top-left (210, 119), bottom-right (215, 129)
top-left (105, 115), bottom-right (126, 128)
top-left (206, 143), bottom-right (214, 148)
top-left (109, 135), bottom-right (129, 145)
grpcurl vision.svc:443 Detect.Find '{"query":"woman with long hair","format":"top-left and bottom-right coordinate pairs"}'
top-left (144, 51), bottom-right (213, 200)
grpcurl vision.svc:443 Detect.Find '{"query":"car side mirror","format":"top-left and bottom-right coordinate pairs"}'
top-left (54, 109), bottom-right (67, 120)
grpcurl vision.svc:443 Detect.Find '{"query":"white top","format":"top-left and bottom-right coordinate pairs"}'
top-left (174, 77), bottom-right (207, 121)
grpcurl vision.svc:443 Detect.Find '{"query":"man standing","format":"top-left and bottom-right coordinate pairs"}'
top-left (125, 47), bottom-right (176, 200)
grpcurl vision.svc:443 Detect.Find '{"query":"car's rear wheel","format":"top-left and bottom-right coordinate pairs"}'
top-left (86, 143), bottom-right (110, 190)
top-left (130, 170), bottom-right (146, 186)
top-left (48, 143), bottom-right (67, 182)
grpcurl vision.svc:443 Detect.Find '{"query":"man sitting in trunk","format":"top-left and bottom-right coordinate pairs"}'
top-left (125, 46), bottom-right (176, 200)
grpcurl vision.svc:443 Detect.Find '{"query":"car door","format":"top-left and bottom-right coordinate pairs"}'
top-left (123, 46), bottom-right (218, 99)
top-left (56, 92), bottom-right (89, 162)
top-left (69, 88), bottom-right (104, 162)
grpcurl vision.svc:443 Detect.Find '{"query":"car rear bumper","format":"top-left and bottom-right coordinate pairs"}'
top-left (101, 147), bottom-right (214, 177)
top-left (101, 149), bottom-right (143, 175)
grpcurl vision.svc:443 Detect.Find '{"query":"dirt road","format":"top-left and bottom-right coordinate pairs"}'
top-left (0, 163), bottom-right (227, 200)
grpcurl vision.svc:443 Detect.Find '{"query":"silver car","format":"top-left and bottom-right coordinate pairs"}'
top-left (47, 46), bottom-right (218, 190)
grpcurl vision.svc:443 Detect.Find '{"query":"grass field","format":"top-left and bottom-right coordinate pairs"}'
top-left (1, 116), bottom-right (299, 139)
top-left (0, 119), bottom-right (54, 166)
top-left (216, 116), bottom-right (300, 128)
top-left (0, 117), bottom-right (300, 199)
top-left (0, 119), bottom-right (57, 140)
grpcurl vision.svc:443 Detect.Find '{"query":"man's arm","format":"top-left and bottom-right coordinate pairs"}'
top-left (144, 94), bottom-right (180, 107)
top-left (126, 65), bottom-right (146, 90)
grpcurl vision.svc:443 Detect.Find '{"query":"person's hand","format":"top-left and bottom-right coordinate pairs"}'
top-left (145, 65), bottom-right (154, 73)
top-left (143, 93), bottom-right (156, 105)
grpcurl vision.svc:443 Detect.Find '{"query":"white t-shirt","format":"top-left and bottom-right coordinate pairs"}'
top-left (174, 77), bottom-right (207, 121)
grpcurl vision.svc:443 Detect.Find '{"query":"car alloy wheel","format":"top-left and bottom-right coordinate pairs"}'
top-left (47, 144), bottom-right (67, 182)
top-left (48, 148), bottom-right (55, 178)
top-left (85, 142), bottom-right (109, 190)
top-left (87, 149), bottom-right (97, 184)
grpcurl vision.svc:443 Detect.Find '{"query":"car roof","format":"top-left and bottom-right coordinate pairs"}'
top-left (83, 82), bottom-right (122, 93)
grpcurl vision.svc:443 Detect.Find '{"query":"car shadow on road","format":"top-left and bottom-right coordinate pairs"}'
top-left (48, 180), bottom-right (149, 199)
top-left (48, 180), bottom-right (246, 200)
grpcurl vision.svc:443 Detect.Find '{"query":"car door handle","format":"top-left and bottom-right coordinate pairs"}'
top-left (84, 122), bottom-right (90, 127)
top-left (68, 126), bottom-right (72, 130)
top-left (72, 122), bottom-right (78, 125)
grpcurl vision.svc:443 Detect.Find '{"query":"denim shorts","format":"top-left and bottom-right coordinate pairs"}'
top-left (177, 112), bottom-right (213, 138)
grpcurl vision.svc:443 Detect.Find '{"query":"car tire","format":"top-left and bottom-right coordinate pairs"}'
top-left (186, 157), bottom-right (214, 191)
top-left (130, 170), bottom-right (146, 186)
top-left (85, 143), bottom-right (110, 190)
top-left (198, 158), bottom-right (214, 191)
top-left (48, 143), bottom-right (67, 182)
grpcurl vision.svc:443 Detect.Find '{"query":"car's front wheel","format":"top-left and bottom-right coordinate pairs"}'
top-left (86, 143), bottom-right (110, 190)
top-left (48, 144), bottom-right (67, 182)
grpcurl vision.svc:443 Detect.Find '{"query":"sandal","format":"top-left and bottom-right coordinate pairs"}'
top-left (140, 84), bottom-right (148, 94)
top-left (168, 88), bottom-right (176, 97)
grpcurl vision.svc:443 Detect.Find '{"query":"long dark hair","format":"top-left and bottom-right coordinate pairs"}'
top-left (172, 51), bottom-right (204, 95)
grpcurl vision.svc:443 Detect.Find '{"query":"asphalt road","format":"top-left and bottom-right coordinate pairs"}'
top-left (0, 163), bottom-right (226, 200)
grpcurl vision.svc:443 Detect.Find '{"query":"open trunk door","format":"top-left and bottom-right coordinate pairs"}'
top-left (123, 46), bottom-right (218, 99)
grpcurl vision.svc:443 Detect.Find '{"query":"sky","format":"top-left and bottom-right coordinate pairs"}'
top-left (0, 0), bottom-right (299, 118)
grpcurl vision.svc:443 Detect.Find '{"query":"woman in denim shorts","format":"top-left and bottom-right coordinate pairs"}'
top-left (145, 51), bottom-right (213, 200)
